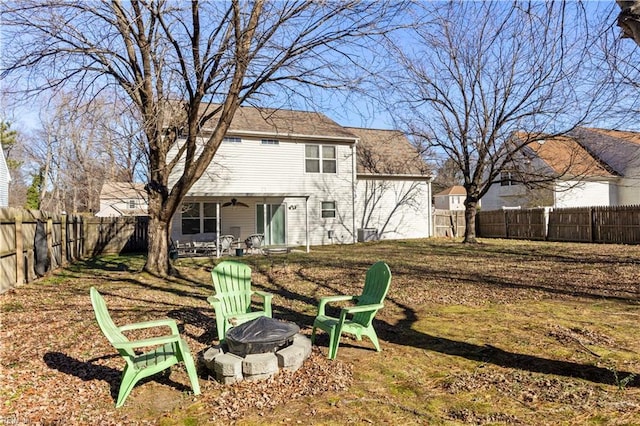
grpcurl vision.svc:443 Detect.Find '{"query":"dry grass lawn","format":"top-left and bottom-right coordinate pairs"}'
top-left (1, 238), bottom-right (639, 425)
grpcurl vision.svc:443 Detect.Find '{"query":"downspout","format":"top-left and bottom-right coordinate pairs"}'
top-left (216, 202), bottom-right (221, 258)
top-left (351, 139), bottom-right (358, 243)
top-left (305, 196), bottom-right (310, 252)
top-left (427, 176), bottom-right (434, 237)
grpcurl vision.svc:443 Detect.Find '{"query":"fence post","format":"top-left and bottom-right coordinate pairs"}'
top-left (589, 207), bottom-right (595, 243)
top-left (15, 214), bottom-right (24, 286)
top-left (61, 214), bottom-right (67, 266)
top-left (504, 210), bottom-right (509, 239)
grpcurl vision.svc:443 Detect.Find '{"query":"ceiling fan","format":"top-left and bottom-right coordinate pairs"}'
top-left (222, 198), bottom-right (249, 208)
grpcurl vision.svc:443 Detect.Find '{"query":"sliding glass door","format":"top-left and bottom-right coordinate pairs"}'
top-left (257, 204), bottom-right (286, 245)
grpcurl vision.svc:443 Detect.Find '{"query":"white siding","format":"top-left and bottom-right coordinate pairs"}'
top-left (169, 137), bottom-right (357, 245)
top-left (554, 180), bottom-right (617, 207)
top-left (0, 150), bottom-right (10, 207)
top-left (355, 179), bottom-right (431, 240)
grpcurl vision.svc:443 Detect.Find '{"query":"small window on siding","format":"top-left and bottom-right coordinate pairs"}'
top-left (128, 200), bottom-right (136, 209)
top-left (321, 201), bottom-right (336, 218)
top-left (223, 136), bottom-right (241, 143)
top-left (261, 139), bottom-right (279, 145)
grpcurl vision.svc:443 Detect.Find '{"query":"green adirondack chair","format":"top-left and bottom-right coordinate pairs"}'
top-left (207, 260), bottom-right (273, 342)
top-left (311, 261), bottom-right (392, 359)
top-left (89, 287), bottom-right (201, 407)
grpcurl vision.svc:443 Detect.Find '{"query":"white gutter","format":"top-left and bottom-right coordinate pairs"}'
top-left (200, 128), bottom-right (359, 144)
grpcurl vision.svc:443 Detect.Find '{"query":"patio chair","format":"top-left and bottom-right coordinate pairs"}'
top-left (89, 287), bottom-right (201, 407)
top-left (244, 233), bottom-right (264, 254)
top-left (208, 260), bottom-right (273, 342)
top-left (218, 234), bottom-right (236, 256)
top-left (311, 261), bottom-right (392, 359)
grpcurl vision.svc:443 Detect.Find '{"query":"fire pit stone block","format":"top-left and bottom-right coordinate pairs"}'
top-left (242, 353), bottom-right (278, 375)
top-left (292, 333), bottom-right (312, 358)
top-left (214, 353), bottom-right (244, 384)
top-left (276, 344), bottom-right (305, 372)
top-left (203, 345), bottom-right (224, 371)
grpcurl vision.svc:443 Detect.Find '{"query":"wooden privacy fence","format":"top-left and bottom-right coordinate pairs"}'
top-left (433, 209), bottom-right (466, 237)
top-left (0, 208), bottom-right (148, 293)
top-left (476, 205), bottom-right (640, 244)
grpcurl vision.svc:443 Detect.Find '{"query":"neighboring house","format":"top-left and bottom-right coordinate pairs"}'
top-left (0, 148), bottom-right (10, 207)
top-left (168, 106), bottom-right (433, 247)
top-left (96, 182), bottom-right (149, 217)
top-left (434, 186), bottom-right (467, 211)
top-left (482, 128), bottom-right (640, 210)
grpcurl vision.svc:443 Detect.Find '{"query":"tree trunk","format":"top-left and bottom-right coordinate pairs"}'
top-left (463, 198), bottom-right (478, 244)
top-left (145, 215), bottom-right (171, 277)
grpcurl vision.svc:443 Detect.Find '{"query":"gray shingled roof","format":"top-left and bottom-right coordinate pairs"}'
top-left (199, 104), bottom-right (357, 140)
top-left (569, 128), bottom-right (640, 176)
top-left (346, 127), bottom-right (430, 177)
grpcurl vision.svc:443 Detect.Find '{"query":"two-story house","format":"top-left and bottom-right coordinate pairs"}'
top-left (0, 148), bottom-right (11, 207)
top-left (169, 105), bottom-right (433, 247)
top-left (482, 128), bottom-right (640, 210)
top-left (434, 186), bottom-right (467, 211)
top-left (96, 182), bottom-right (149, 217)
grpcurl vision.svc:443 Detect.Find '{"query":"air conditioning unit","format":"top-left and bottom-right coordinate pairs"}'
top-left (357, 228), bottom-right (378, 242)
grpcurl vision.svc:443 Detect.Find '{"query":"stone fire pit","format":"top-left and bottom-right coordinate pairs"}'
top-left (203, 317), bottom-right (312, 384)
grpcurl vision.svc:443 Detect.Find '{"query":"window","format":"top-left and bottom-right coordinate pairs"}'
top-left (223, 136), bottom-right (241, 143)
top-left (261, 139), bottom-right (279, 145)
top-left (321, 201), bottom-right (336, 218)
top-left (305, 144), bottom-right (336, 173)
top-left (128, 200), bottom-right (136, 209)
top-left (500, 170), bottom-right (521, 186)
top-left (182, 202), bottom-right (218, 234)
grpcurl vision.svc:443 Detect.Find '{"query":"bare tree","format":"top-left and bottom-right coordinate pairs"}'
top-left (22, 94), bottom-right (133, 213)
top-left (384, 1), bottom-right (615, 242)
top-left (1, 0), bottom-right (402, 275)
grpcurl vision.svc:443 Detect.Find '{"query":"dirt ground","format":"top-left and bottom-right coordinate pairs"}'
top-left (1, 238), bottom-right (639, 425)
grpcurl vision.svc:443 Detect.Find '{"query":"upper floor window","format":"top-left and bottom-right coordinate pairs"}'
top-left (261, 139), bottom-right (279, 145)
top-left (500, 170), bottom-right (521, 186)
top-left (305, 144), bottom-right (336, 173)
top-left (128, 200), bottom-right (136, 209)
top-left (223, 136), bottom-right (242, 143)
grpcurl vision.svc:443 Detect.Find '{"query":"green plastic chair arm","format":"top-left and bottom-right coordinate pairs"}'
top-left (114, 334), bottom-right (181, 350)
top-left (119, 319), bottom-right (179, 335)
top-left (339, 303), bottom-right (384, 318)
top-left (207, 295), bottom-right (222, 306)
top-left (317, 295), bottom-right (356, 316)
top-left (254, 290), bottom-right (273, 300)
